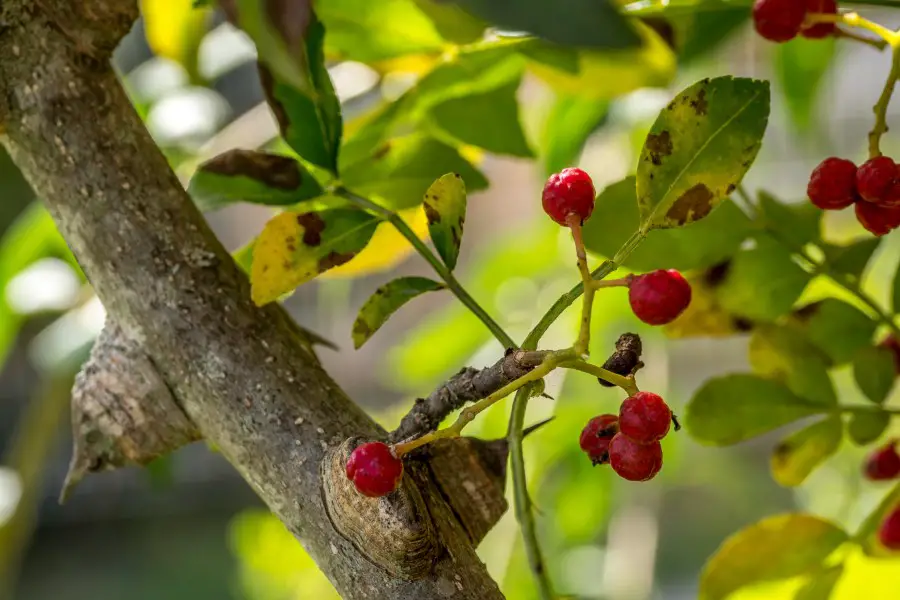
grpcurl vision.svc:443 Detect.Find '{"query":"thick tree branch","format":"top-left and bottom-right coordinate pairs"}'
top-left (0, 4), bottom-right (502, 598)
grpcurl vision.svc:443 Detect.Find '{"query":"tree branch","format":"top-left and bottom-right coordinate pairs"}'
top-left (0, 4), bottom-right (503, 598)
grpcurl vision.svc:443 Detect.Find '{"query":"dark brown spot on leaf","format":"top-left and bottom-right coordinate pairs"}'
top-left (704, 261), bottom-right (731, 286)
top-left (794, 302), bottom-right (822, 321)
top-left (726, 183), bottom-right (736, 194)
top-left (264, 0), bottom-right (312, 56)
top-left (453, 172), bottom-right (461, 179)
top-left (639, 17), bottom-right (676, 50)
top-left (318, 251), bottom-right (355, 271)
top-left (689, 88), bottom-right (708, 115)
top-left (733, 317), bottom-right (754, 332)
top-left (286, 244), bottom-right (296, 252)
top-left (258, 64), bottom-right (290, 136)
top-left (296, 213), bottom-right (326, 246)
top-left (666, 183), bottom-right (714, 225)
top-left (200, 148), bottom-right (302, 190)
top-left (645, 131), bottom-right (672, 166)
top-left (352, 318), bottom-right (372, 343)
top-left (451, 225), bottom-right (461, 250)
top-left (424, 202), bottom-right (441, 225)
top-left (373, 142), bottom-right (391, 160)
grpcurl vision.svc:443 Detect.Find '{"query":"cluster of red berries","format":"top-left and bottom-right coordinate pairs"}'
top-left (579, 391), bottom-right (675, 481)
top-left (542, 168), bottom-right (693, 325)
top-left (346, 441), bottom-right (404, 497)
top-left (863, 441), bottom-right (900, 550)
top-left (808, 156), bottom-right (900, 236)
top-left (752, 0), bottom-right (837, 42)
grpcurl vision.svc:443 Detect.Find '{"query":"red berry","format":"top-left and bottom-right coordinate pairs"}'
top-left (542, 167), bottom-right (595, 226)
top-left (879, 506), bottom-right (900, 550)
top-left (619, 391), bottom-right (672, 444)
top-left (807, 157), bottom-right (858, 210)
top-left (801, 0), bottom-right (837, 38)
top-left (878, 335), bottom-right (900, 374)
top-left (628, 269), bottom-right (692, 326)
top-left (752, 0), bottom-right (807, 42)
top-left (865, 442), bottom-right (900, 481)
top-left (856, 156), bottom-right (898, 204)
top-left (881, 181), bottom-right (900, 208)
top-left (608, 434), bottom-right (663, 481)
top-left (579, 414), bottom-right (619, 465)
top-left (855, 201), bottom-right (900, 236)
top-left (345, 441), bottom-right (404, 497)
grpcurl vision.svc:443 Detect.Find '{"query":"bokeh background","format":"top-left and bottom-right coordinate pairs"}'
top-left (4, 2), bottom-right (900, 599)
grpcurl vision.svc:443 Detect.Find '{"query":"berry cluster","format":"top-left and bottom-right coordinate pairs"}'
top-left (863, 441), bottom-right (900, 550)
top-left (752, 0), bottom-right (837, 43)
top-left (808, 156), bottom-right (900, 236)
top-left (580, 391), bottom-right (674, 481)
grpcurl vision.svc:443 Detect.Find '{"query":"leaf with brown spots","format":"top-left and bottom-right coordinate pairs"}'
top-left (421, 173), bottom-right (467, 271)
top-left (188, 149), bottom-right (323, 212)
top-left (637, 76), bottom-right (770, 231)
top-left (250, 209), bottom-right (379, 305)
top-left (352, 276), bottom-right (445, 349)
top-left (770, 416), bottom-right (842, 487)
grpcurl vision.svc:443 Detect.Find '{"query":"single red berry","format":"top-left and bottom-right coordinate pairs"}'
top-left (856, 156), bottom-right (898, 204)
top-left (628, 269), bottom-right (692, 326)
top-left (608, 434), bottom-right (663, 482)
top-left (542, 167), bottom-right (596, 226)
top-left (807, 157), bottom-right (858, 210)
top-left (752, 0), bottom-right (807, 42)
top-left (579, 414), bottom-right (619, 465)
top-left (879, 506), bottom-right (900, 550)
top-left (345, 441), bottom-right (404, 497)
top-left (878, 335), bottom-right (900, 374)
top-left (881, 181), bottom-right (900, 208)
top-left (855, 201), bottom-right (900, 236)
top-left (801, 0), bottom-right (837, 38)
top-left (619, 391), bottom-right (672, 444)
top-left (865, 442), bottom-right (900, 481)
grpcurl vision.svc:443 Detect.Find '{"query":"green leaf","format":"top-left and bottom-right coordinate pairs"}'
top-left (892, 259), bottom-right (900, 315)
top-left (847, 410), bottom-right (891, 446)
top-left (858, 480), bottom-right (900, 557)
top-left (583, 176), bottom-right (752, 272)
top-left (748, 325), bottom-right (836, 405)
top-left (412, 0), bottom-right (486, 44)
top-left (699, 513), bottom-right (849, 600)
top-left (794, 564), bottom-right (844, 600)
top-left (716, 236), bottom-right (812, 322)
top-left (636, 76), bottom-right (770, 230)
top-left (675, 8), bottom-right (748, 66)
top-left (341, 134), bottom-right (488, 211)
top-left (853, 346), bottom-right (896, 405)
top-left (258, 18), bottom-right (342, 172)
top-left (794, 299), bottom-right (878, 365)
top-left (770, 416), bottom-right (842, 487)
top-left (250, 209), bottom-right (379, 305)
top-left (539, 93), bottom-right (608, 176)
top-left (426, 79), bottom-right (533, 157)
top-left (686, 374), bottom-right (830, 446)
top-left (757, 191), bottom-right (822, 248)
top-left (823, 238), bottom-right (882, 279)
top-left (188, 149), bottom-right (324, 212)
top-left (446, 0), bottom-right (640, 50)
top-left (774, 36), bottom-right (836, 132)
top-left (422, 173), bottom-right (466, 271)
top-left (352, 276), bottom-right (445, 348)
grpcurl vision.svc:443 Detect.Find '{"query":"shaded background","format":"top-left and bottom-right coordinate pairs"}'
top-left (3, 3), bottom-right (900, 599)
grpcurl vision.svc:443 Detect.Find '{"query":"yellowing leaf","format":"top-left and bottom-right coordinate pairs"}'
top-left (251, 209), bottom-right (379, 305)
top-left (423, 173), bottom-right (466, 270)
top-left (322, 207), bottom-right (429, 278)
top-left (770, 416), bottom-right (842, 487)
top-left (664, 271), bottom-right (745, 339)
top-left (140, 0), bottom-right (210, 78)
top-left (352, 276), bottom-right (445, 348)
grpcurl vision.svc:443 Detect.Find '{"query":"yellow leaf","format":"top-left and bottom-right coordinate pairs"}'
top-left (322, 207), bottom-right (430, 279)
top-left (140, 0), bottom-right (210, 79)
top-left (664, 272), bottom-right (745, 338)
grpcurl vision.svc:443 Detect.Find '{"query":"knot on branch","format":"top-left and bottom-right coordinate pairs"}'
top-left (389, 350), bottom-right (548, 443)
top-left (41, 1), bottom-right (139, 58)
top-left (61, 320), bottom-right (200, 501)
top-left (597, 333), bottom-right (643, 388)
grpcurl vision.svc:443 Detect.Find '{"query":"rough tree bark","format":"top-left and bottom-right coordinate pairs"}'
top-left (0, 2), bottom-right (505, 598)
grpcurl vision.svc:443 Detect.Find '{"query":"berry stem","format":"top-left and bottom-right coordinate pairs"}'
top-left (560, 359), bottom-right (639, 395)
top-left (869, 43), bottom-right (900, 158)
top-left (334, 186), bottom-right (516, 349)
top-left (835, 27), bottom-right (888, 51)
top-left (838, 405), bottom-right (900, 416)
top-left (566, 215), bottom-right (595, 357)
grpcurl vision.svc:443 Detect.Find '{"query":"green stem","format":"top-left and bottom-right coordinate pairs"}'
top-left (838, 404), bottom-right (900, 416)
top-left (560, 360), bottom-right (639, 395)
top-left (508, 385), bottom-right (554, 600)
top-left (868, 38), bottom-right (900, 157)
top-left (335, 187), bottom-right (516, 349)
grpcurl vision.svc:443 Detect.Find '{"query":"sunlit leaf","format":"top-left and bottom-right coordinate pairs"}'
top-left (857, 480), bottom-right (900, 557)
top-left (770, 416), bottom-right (842, 487)
top-left (637, 76), bottom-right (770, 230)
top-left (775, 36), bottom-right (836, 132)
top-left (352, 276), bottom-right (445, 348)
top-left (447, 0), bottom-right (640, 49)
top-left (140, 0), bottom-right (210, 80)
top-left (188, 149), bottom-right (324, 212)
top-left (686, 374), bottom-right (830, 446)
top-left (422, 173), bottom-right (466, 271)
top-left (700, 514), bottom-right (848, 600)
top-left (664, 269), bottom-right (749, 338)
top-left (793, 299), bottom-right (877, 365)
top-left (793, 563), bottom-right (843, 600)
top-left (716, 236), bottom-right (812, 322)
top-left (250, 209), bottom-right (379, 305)
top-left (853, 346), bottom-right (896, 405)
top-left (748, 325), bottom-right (836, 405)
top-left (757, 191), bottom-right (822, 248)
top-left (584, 176), bottom-right (752, 271)
top-left (412, 0), bottom-right (486, 44)
top-left (847, 410), bottom-right (891, 446)
top-left (539, 92), bottom-right (608, 176)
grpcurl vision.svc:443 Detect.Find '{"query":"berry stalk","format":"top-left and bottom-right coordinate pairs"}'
top-left (560, 359), bottom-right (639, 395)
top-left (566, 214), bottom-right (596, 357)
